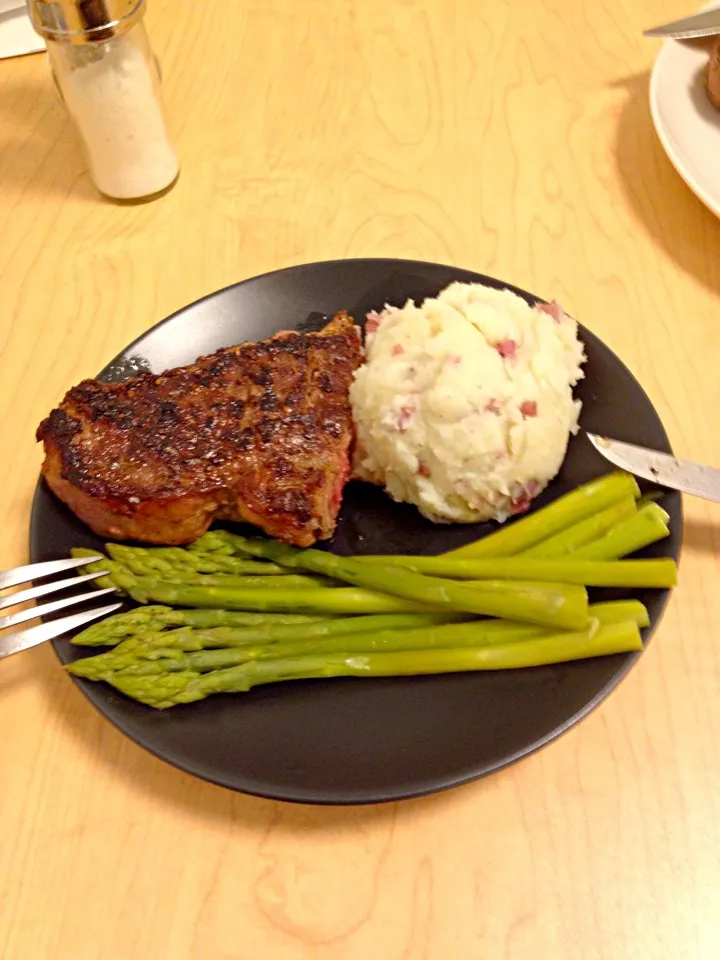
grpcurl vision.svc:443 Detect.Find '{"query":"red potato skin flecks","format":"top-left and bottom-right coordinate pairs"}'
top-left (37, 314), bottom-right (363, 547)
top-left (535, 301), bottom-right (565, 323)
top-left (495, 340), bottom-right (517, 360)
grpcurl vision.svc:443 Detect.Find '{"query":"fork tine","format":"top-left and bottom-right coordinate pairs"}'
top-left (0, 570), bottom-right (110, 612)
top-left (0, 556), bottom-right (103, 591)
top-left (0, 587), bottom-right (117, 631)
top-left (0, 603), bottom-right (123, 661)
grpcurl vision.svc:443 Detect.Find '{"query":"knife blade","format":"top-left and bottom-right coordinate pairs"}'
top-left (644, 7), bottom-right (720, 39)
top-left (587, 433), bottom-right (720, 502)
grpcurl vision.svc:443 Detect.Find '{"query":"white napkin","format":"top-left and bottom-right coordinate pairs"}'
top-left (0, 1), bottom-right (45, 60)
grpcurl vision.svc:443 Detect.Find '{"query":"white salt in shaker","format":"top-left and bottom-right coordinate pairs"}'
top-left (27, 0), bottom-right (180, 201)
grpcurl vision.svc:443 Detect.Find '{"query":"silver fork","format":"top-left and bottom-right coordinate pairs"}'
top-left (0, 556), bottom-right (122, 661)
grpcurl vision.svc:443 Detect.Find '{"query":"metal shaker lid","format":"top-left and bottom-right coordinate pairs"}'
top-left (27, 0), bottom-right (146, 43)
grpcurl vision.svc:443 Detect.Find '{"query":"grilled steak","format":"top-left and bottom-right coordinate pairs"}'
top-left (37, 313), bottom-right (363, 546)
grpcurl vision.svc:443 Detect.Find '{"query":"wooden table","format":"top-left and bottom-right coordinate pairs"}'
top-left (2, 1), bottom-right (720, 956)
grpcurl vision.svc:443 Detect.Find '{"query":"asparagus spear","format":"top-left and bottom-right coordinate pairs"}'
top-left (329, 557), bottom-right (676, 588)
top-left (214, 535), bottom-right (589, 629)
top-left (69, 602), bottom-right (652, 681)
top-left (106, 543), bottom-right (286, 576)
top-left (83, 621), bottom-right (556, 679)
top-left (78, 547), bottom-right (334, 593)
top-left (353, 498), bottom-right (638, 566)
top-left (187, 532), bottom-right (236, 554)
top-left (71, 605), bottom-right (333, 647)
top-left (113, 569), bottom-right (335, 589)
top-left (106, 621), bottom-right (643, 708)
top-left (521, 497), bottom-right (637, 558)
top-left (588, 600), bottom-right (649, 628)
top-left (68, 614), bottom-right (482, 680)
top-left (108, 542), bottom-right (587, 630)
top-left (443, 472), bottom-right (640, 559)
top-left (574, 503), bottom-right (670, 561)
top-left (119, 573), bottom-right (442, 614)
top-left (71, 601), bottom-right (650, 687)
top-left (75, 596), bottom-right (650, 668)
top-left (70, 548), bottom-right (117, 589)
top-left (73, 610), bottom-right (464, 662)
top-left (71, 550), bottom-right (155, 595)
top-left (70, 631), bottom-right (206, 678)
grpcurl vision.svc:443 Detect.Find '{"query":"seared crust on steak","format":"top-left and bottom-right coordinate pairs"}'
top-left (37, 313), bottom-right (363, 546)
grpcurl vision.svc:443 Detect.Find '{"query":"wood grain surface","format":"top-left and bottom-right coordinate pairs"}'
top-left (2, 1), bottom-right (720, 957)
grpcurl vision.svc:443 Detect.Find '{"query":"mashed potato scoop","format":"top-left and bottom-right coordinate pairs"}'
top-left (351, 282), bottom-right (586, 524)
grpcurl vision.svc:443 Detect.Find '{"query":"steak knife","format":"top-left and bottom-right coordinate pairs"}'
top-left (643, 8), bottom-right (720, 39)
top-left (586, 433), bottom-right (720, 502)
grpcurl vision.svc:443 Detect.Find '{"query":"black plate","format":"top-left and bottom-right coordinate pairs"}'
top-left (29, 259), bottom-right (681, 804)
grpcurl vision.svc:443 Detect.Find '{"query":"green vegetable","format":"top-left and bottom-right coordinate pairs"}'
top-left (186, 532), bottom-right (237, 555)
top-left (71, 610), bottom-right (464, 664)
top-left (574, 503), bottom-right (670, 560)
top-left (70, 548), bottom-right (117, 590)
top-left (71, 552), bottom-right (157, 596)
top-left (69, 602), bottom-right (649, 687)
top-left (71, 605), bottom-right (333, 647)
top-left (78, 547), bottom-right (333, 593)
top-left (215, 535), bottom-right (589, 629)
top-left (106, 621), bottom-right (643, 708)
top-left (335, 556), bottom-right (676, 588)
top-left (106, 543), bottom-right (286, 576)
top-left (587, 600), bottom-right (649, 628)
top-left (73, 609), bottom-right (646, 680)
top-left (352, 499), bottom-right (636, 569)
top-left (521, 496), bottom-right (637, 558)
top-left (71, 597), bottom-right (649, 665)
top-left (443, 472), bottom-right (640, 559)
top-left (67, 615), bottom-right (506, 681)
top-left (116, 570), bottom-right (335, 589)
top-left (117, 573), bottom-right (441, 615)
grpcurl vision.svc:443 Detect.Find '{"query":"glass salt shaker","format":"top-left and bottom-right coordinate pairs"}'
top-left (27, 0), bottom-right (180, 201)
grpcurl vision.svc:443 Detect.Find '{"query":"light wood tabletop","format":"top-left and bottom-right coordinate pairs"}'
top-left (2, 0), bottom-right (720, 957)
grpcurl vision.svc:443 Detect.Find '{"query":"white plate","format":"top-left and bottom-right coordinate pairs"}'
top-left (650, 4), bottom-right (720, 217)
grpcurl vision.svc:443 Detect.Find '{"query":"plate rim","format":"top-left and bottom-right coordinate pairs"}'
top-left (649, 4), bottom-right (720, 218)
top-left (29, 257), bottom-right (683, 804)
